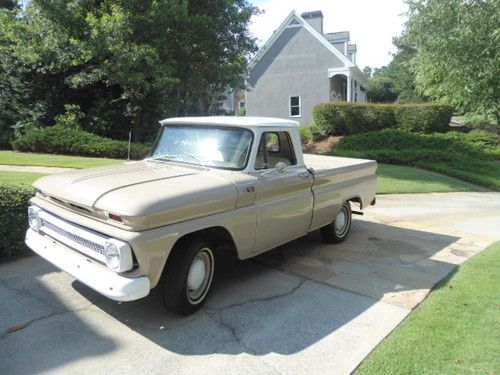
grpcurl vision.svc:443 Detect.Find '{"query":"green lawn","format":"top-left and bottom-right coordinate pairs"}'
top-left (356, 242), bottom-right (500, 375)
top-left (377, 164), bottom-right (484, 194)
top-left (0, 150), bottom-right (123, 168)
top-left (0, 171), bottom-right (47, 185)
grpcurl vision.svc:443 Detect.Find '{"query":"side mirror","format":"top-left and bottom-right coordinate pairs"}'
top-left (275, 162), bottom-right (288, 173)
top-left (258, 162), bottom-right (288, 178)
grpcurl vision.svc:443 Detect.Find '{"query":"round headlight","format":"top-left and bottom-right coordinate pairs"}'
top-left (104, 241), bottom-right (121, 270)
top-left (104, 239), bottom-right (133, 272)
top-left (28, 206), bottom-right (42, 231)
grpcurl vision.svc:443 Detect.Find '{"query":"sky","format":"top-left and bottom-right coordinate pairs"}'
top-left (248, 0), bottom-right (408, 69)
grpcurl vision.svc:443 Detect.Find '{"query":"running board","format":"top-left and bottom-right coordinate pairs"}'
top-left (352, 210), bottom-right (364, 216)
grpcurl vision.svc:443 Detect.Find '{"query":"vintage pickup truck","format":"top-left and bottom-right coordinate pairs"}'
top-left (26, 117), bottom-right (377, 314)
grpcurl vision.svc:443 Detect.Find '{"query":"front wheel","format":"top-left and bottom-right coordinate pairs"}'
top-left (162, 238), bottom-right (215, 315)
top-left (320, 202), bottom-right (352, 244)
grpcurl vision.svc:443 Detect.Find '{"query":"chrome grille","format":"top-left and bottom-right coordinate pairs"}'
top-left (41, 219), bottom-right (106, 255)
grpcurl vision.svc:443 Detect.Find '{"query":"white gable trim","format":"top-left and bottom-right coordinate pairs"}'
top-left (249, 11), bottom-right (355, 71)
top-left (249, 11), bottom-right (297, 71)
top-left (297, 12), bottom-right (355, 67)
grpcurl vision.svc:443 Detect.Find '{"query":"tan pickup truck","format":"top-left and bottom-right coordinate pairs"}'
top-left (26, 117), bottom-right (377, 314)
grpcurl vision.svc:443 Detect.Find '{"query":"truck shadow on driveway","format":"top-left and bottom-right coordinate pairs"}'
top-left (0, 258), bottom-right (117, 375)
top-left (73, 218), bottom-right (464, 356)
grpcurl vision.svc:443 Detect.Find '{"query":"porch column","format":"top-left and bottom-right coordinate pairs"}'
top-left (346, 75), bottom-right (352, 102)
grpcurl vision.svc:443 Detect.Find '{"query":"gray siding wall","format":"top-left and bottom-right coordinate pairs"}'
top-left (247, 26), bottom-right (344, 124)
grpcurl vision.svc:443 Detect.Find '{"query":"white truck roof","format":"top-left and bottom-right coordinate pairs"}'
top-left (159, 116), bottom-right (299, 129)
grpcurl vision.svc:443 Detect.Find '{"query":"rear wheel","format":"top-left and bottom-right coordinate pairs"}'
top-left (320, 202), bottom-right (352, 244)
top-left (162, 238), bottom-right (215, 315)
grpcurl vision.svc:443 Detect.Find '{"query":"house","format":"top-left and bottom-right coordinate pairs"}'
top-left (221, 89), bottom-right (247, 116)
top-left (245, 10), bottom-right (367, 124)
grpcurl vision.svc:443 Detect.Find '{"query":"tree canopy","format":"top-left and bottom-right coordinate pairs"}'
top-left (0, 0), bottom-right (259, 145)
top-left (402, 0), bottom-right (499, 119)
top-left (364, 37), bottom-right (428, 103)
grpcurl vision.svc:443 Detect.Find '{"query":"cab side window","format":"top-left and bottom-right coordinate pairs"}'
top-left (254, 131), bottom-right (296, 170)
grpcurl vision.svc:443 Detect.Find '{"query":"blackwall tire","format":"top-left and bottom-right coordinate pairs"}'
top-left (162, 238), bottom-right (215, 315)
top-left (320, 202), bottom-right (352, 244)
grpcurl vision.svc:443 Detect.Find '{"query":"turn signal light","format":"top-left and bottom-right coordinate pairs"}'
top-left (108, 213), bottom-right (123, 222)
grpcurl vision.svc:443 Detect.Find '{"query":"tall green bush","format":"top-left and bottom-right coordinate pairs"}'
top-left (335, 129), bottom-right (500, 190)
top-left (394, 104), bottom-right (452, 133)
top-left (0, 184), bottom-right (34, 262)
top-left (11, 126), bottom-right (150, 159)
top-left (312, 102), bottom-right (452, 136)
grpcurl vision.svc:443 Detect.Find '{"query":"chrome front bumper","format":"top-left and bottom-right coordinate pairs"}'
top-left (26, 229), bottom-right (150, 302)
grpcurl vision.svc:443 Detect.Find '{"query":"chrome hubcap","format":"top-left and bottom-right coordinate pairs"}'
top-left (186, 248), bottom-right (214, 304)
top-left (334, 207), bottom-right (349, 236)
top-left (187, 258), bottom-right (206, 291)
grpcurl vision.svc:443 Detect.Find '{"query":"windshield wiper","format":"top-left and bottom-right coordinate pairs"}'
top-left (147, 153), bottom-right (209, 170)
top-left (182, 152), bottom-right (208, 169)
top-left (146, 154), bottom-right (179, 162)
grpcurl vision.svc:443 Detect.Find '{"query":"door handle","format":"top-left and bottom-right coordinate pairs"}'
top-left (298, 172), bottom-right (310, 179)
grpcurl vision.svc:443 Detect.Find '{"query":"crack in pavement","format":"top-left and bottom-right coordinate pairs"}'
top-left (251, 256), bottom-right (386, 307)
top-left (0, 304), bottom-right (93, 341)
top-left (207, 278), bottom-right (307, 312)
top-left (204, 310), bottom-right (281, 374)
top-left (203, 278), bottom-right (307, 354)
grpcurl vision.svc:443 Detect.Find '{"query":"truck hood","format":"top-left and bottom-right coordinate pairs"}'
top-left (34, 161), bottom-right (238, 229)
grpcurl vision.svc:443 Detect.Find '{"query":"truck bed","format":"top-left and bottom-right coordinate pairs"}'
top-left (303, 154), bottom-right (377, 175)
top-left (303, 154), bottom-right (377, 231)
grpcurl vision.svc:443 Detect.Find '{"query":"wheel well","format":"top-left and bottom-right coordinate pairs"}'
top-left (157, 226), bottom-right (237, 287)
top-left (170, 226), bottom-right (237, 256)
top-left (346, 196), bottom-right (362, 209)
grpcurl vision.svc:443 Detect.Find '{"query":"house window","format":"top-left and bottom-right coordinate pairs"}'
top-left (290, 96), bottom-right (301, 117)
top-left (239, 101), bottom-right (246, 109)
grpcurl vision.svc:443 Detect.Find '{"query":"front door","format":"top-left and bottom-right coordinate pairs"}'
top-left (253, 131), bottom-right (313, 253)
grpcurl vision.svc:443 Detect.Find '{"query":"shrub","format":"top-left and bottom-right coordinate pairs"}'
top-left (299, 126), bottom-right (313, 142)
top-left (335, 129), bottom-right (500, 190)
top-left (0, 184), bottom-right (34, 262)
top-left (299, 124), bottom-right (325, 142)
top-left (11, 126), bottom-right (150, 159)
top-left (312, 102), bottom-right (452, 136)
top-left (54, 104), bottom-right (84, 129)
top-left (393, 104), bottom-right (452, 133)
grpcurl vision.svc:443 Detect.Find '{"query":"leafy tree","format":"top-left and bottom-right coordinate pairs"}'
top-left (367, 76), bottom-right (398, 103)
top-left (403, 0), bottom-right (500, 120)
top-left (381, 40), bottom-right (428, 103)
top-left (366, 38), bottom-right (427, 103)
top-left (0, 0), bottom-right (259, 144)
top-left (0, 0), bottom-right (17, 10)
top-left (362, 66), bottom-right (372, 78)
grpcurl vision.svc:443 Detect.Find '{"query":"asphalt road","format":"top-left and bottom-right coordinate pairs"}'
top-left (1, 192), bottom-right (498, 374)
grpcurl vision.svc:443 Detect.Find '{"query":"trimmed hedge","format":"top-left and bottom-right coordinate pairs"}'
top-left (334, 129), bottom-right (500, 190)
top-left (11, 126), bottom-right (150, 159)
top-left (312, 102), bottom-right (452, 136)
top-left (0, 184), bottom-right (34, 262)
top-left (393, 105), bottom-right (452, 133)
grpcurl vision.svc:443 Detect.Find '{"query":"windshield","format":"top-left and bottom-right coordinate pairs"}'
top-left (149, 125), bottom-right (253, 170)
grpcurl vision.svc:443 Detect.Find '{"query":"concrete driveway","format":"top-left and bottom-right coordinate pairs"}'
top-left (1, 192), bottom-right (499, 374)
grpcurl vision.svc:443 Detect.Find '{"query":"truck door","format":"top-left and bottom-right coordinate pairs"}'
top-left (253, 131), bottom-right (313, 253)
